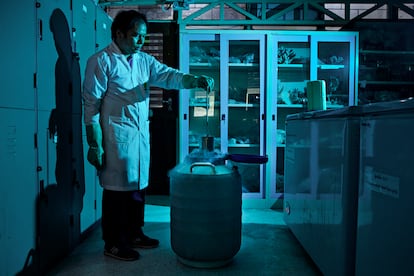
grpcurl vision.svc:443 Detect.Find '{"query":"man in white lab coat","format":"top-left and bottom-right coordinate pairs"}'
top-left (83, 10), bottom-right (213, 261)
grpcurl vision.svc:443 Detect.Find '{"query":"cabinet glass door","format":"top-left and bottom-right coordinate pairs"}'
top-left (272, 35), bottom-right (310, 196)
top-left (181, 35), bottom-right (221, 156)
top-left (318, 42), bottom-right (350, 106)
top-left (311, 35), bottom-right (357, 107)
top-left (223, 35), bottom-right (265, 196)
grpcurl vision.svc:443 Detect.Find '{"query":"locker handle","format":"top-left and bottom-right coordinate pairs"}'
top-left (221, 114), bottom-right (225, 121)
top-left (38, 19), bottom-right (43, 41)
top-left (39, 179), bottom-right (44, 193)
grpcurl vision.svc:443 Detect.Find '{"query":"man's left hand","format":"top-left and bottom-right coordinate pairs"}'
top-left (197, 75), bottom-right (215, 92)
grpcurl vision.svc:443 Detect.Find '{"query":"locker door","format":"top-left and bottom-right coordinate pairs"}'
top-left (0, 0), bottom-right (36, 110)
top-left (0, 109), bottom-right (37, 276)
top-left (72, 0), bottom-right (96, 83)
top-left (36, 0), bottom-right (71, 112)
top-left (93, 6), bottom-right (112, 220)
top-left (0, 1), bottom-right (37, 275)
top-left (72, 0), bottom-right (97, 233)
top-left (36, 2), bottom-right (78, 273)
top-left (96, 6), bottom-right (113, 52)
top-left (35, 0), bottom-right (72, 198)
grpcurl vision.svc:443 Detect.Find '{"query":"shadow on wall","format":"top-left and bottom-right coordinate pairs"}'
top-left (17, 8), bottom-right (85, 276)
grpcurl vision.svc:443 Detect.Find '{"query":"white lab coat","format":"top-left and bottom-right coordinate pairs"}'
top-left (83, 42), bottom-right (185, 191)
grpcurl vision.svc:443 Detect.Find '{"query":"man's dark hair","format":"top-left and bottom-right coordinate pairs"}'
top-left (111, 10), bottom-right (148, 40)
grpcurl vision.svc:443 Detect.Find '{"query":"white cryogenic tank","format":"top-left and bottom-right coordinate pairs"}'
top-left (169, 161), bottom-right (242, 268)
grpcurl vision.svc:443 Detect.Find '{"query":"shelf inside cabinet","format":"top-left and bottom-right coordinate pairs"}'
top-left (229, 63), bottom-right (259, 67)
top-left (190, 62), bottom-right (219, 67)
top-left (360, 50), bottom-right (414, 55)
top-left (190, 103), bottom-right (210, 107)
top-left (228, 103), bottom-right (259, 108)
top-left (360, 80), bottom-right (414, 86)
top-left (277, 104), bottom-right (344, 109)
top-left (277, 104), bottom-right (304, 108)
top-left (228, 143), bottom-right (259, 148)
top-left (278, 64), bottom-right (304, 68)
top-left (317, 64), bottom-right (345, 70)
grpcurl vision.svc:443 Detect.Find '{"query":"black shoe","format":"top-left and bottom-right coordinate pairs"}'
top-left (130, 234), bottom-right (160, 249)
top-left (104, 245), bottom-right (140, 261)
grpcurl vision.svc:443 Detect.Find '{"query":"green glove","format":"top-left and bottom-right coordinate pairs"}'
top-left (197, 75), bottom-right (215, 92)
top-left (85, 123), bottom-right (104, 170)
top-left (182, 74), bottom-right (198, 89)
top-left (182, 74), bottom-right (214, 91)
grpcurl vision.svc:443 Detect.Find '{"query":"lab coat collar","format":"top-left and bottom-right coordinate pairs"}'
top-left (109, 41), bottom-right (132, 66)
top-left (109, 41), bottom-right (125, 57)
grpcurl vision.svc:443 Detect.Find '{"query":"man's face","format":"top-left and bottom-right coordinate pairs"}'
top-left (116, 20), bottom-right (147, 55)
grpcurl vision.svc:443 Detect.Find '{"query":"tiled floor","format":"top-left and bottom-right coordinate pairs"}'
top-left (48, 197), bottom-right (321, 275)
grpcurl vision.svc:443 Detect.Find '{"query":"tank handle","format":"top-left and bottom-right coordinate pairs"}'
top-left (190, 162), bottom-right (216, 175)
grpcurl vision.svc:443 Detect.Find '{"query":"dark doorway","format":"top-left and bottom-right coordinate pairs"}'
top-left (145, 22), bottom-right (179, 195)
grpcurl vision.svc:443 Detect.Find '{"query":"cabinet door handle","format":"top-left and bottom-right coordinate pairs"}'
top-left (183, 114), bottom-right (187, 120)
top-left (221, 114), bottom-right (225, 121)
top-left (272, 114), bottom-right (276, 121)
top-left (38, 19), bottom-right (43, 41)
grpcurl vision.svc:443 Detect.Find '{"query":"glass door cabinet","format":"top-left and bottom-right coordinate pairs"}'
top-left (267, 31), bottom-right (358, 203)
top-left (180, 30), bottom-right (358, 206)
top-left (179, 31), bottom-right (266, 199)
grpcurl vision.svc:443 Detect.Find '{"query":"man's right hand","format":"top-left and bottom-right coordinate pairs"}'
top-left (87, 145), bottom-right (104, 170)
top-left (86, 123), bottom-right (104, 170)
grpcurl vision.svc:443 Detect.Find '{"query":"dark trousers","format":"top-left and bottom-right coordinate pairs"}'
top-left (101, 189), bottom-right (146, 248)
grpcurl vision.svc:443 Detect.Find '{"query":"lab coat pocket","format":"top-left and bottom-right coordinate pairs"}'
top-left (106, 116), bottom-right (139, 182)
top-left (108, 116), bottom-right (137, 144)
